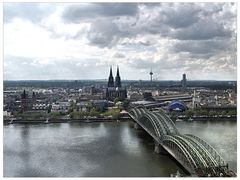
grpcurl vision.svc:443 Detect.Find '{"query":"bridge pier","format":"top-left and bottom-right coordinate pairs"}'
top-left (154, 140), bottom-right (168, 155)
top-left (133, 122), bottom-right (142, 130)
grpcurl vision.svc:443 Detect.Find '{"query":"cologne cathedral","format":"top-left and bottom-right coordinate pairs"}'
top-left (105, 66), bottom-right (127, 101)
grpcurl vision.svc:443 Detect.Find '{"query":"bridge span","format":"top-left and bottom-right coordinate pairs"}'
top-left (128, 108), bottom-right (235, 177)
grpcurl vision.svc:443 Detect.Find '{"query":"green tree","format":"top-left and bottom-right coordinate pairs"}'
top-left (194, 109), bottom-right (202, 116)
top-left (86, 101), bottom-right (93, 112)
top-left (185, 109), bottom-right (194, 118)
top-left (50, 112), bottom-right (62, 119)
top-left (227, 110), bottom-right (237, 116)
top-left (89, 108), bottom-right (100, 117)
top-left (201, 110), bottom-right (208, 116)
top-left (114, 97), bottom-right (120, 104)
top-left (70, 102), bottom-right (77, 109)
top-left (221, 111), bottom-right (227, 116)
top-left (103, 108), bottom-right (121, 119)
top-left (111, 109), bottom-right (121, 119)
top-left (70, 111), bottom-right (88, 119)
top-left (171, 111), bottom-right (177, 120)
top-left (47, 105), bottom-right (52, 113)
top-left (122, 99), bottom-right (130, 109)
top-left (209, 110), bottom-right (216, 117)
top-left (68, 108), bottom-right (74, 113)
top-left (70, 112), bottom-right (74, 119)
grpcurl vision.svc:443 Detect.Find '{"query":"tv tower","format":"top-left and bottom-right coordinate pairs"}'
top-left (150, 68), bottom-right (153, 83)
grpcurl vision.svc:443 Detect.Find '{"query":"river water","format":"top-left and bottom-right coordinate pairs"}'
top-left (3, 120), bottom-right (237, 177)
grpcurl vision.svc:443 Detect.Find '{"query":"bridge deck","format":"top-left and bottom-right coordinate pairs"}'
top-left (128, 108), bottom-right (231, 177)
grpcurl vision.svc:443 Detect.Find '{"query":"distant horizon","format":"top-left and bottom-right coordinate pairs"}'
top-left (3, 78), bottom-right (237, 82)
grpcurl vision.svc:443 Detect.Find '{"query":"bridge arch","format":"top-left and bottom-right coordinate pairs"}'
top-left (162, 135), bottom-right (198, 171)
top-left (185, 134), bottom-right (226, 167)
top-left (152, 112), bottom-right (179, 135)
top-left (138, 112), bottom-right (167, 139)
top-left (128, 107), bottom-right (230, 176)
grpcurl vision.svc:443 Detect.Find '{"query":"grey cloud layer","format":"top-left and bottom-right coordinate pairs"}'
top-left (4, 3), bottom-right (237, 80)
top-left (61, 3), bottom-right (236, 46)
top-left (5, 3), bottom-right (235, 48)
top-left (172, 39), bottom-right (235, 55)
top-left (62, 3), bottom-right (139, 22)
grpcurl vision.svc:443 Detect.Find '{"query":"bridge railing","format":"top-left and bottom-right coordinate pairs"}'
top-left (185, 134), bottom-right (226, 167)
top-left (128, 107), bottom-right (229, 176)
top-left (162, 139), bottom-right (194, 173)
top-left (130, 111), bottom-right (160, 141)
top-left (158, 109), bottom-right (179, 134)
top-left (153, 112), bottom-right (179, 135)
top-left (182, 135), bottom-right (219, 169)
top-left (162, 135), bottom-right (198, 171)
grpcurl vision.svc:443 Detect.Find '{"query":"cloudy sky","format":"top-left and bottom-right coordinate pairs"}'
top-left (4, 2), bottom-right (237, 80)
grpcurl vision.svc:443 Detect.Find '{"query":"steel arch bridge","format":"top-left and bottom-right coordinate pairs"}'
top-left (128, 108), bottom-right (230, 177)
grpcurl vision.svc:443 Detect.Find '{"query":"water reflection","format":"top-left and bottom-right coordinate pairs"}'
top-left (4, 121), bottom-right (236, 177)
top-left (19, 125), bottom-right (31, 176)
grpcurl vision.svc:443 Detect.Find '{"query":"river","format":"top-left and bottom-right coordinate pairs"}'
top-left (3, 120), bottom-right (237, 177)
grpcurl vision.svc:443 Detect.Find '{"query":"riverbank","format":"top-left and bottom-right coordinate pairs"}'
top-left (4, 116), bottom-right (236, 125)
top-left (176, 116), bottom-right (236, 122)
top-left (3, 116), bottom-right (132, 125)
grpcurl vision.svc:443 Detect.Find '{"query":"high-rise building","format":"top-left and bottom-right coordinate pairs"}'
top-left (105, 66), bottom-right (127, 101)
top-left (181, 73), bottom-right (187, 90)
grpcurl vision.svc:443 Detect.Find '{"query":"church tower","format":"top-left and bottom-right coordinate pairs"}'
top-left (21, 89), bottom-right (32, 112)
top-left (105, 65), bottom-right (127, 101)
top-left (108, 66), bottom-right (114, 87)
top-left (115, 66), bottom-right (122, 88)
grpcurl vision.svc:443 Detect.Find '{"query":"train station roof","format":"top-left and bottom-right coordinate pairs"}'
top-left (168, 101), bottom-right (187, 111)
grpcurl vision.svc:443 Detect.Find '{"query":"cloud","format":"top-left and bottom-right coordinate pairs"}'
top-left (3, 3), bottom-right (237, 80)
top-left (86, 19), bottom-right (124, 48)
top-left (4, 55), bottom-right (107, 80)
top-left (159, 3), bottom-right (201, 28)
top-left (62, 3), bottom-right (139, 23)
top-left (48, 2), bottom-right (237, 50)
top-left (61, 3), bottom-right (139, 47)
top-left (68, 3), bottom-right (235, 48)
top-left (171, 19), bottom-right (232, 40)
top-left (171, 39), bottom-right (235, 55)
top-left (4, 3), bottom-right (56, 23)
top-left (113, 52), bottom-right (125, 58)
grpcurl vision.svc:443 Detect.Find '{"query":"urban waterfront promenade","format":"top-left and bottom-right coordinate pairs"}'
top-left (4, 114), bottom-right (236, 125)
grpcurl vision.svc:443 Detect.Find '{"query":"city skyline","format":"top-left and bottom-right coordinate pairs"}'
top-left (4, 3), bottom-right (237, 81)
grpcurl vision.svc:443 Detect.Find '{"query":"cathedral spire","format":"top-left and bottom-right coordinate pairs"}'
top-left (116, 65), bottom-right (120, 77)
top-left (108, 66), bottom-right (114, 87)
top-left (110, 66), bottom-right (113, 76)
top-left (21, 89), bottom-right (27, 99)
top-left (115, 65), bottom-right (121, 87)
